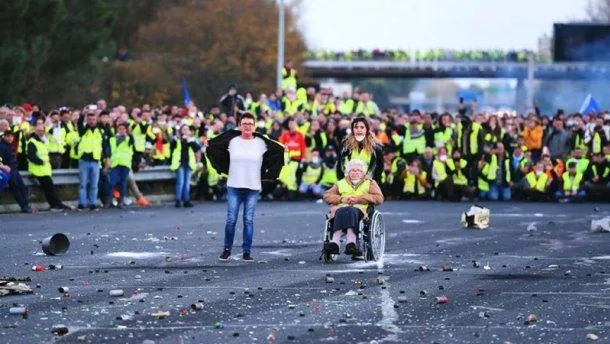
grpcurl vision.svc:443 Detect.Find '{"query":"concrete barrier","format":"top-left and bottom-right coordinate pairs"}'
top-left (1, 166), bottom-right (177, 213)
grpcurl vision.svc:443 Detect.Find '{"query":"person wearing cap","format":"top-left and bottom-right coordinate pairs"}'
top-left (27, 119), bottom-right (71, 211)
top-left (556, 161), bottom-right (586, 203)
top-left (0, 121), bottom-right (34, 213)
top-left (583, 152), bottom-right (610, 200)
top-left (105, 122), bottom-right (135, 208)
top-left (323, 159), bottom-right (384, 259)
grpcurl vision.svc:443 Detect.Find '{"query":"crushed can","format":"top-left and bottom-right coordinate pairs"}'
top-left (49, 264), bottom-right (63, 270)
top-left (418, 265), bottom-right (430, 272)
top-left (435, 296), bottom-right (449, 304)
top-left (9, 307), bottom-right (27, 315)
top-left (191, 303), bottom-right (203, 311)
top-left (58, 287), bottom-right (69, 293)
top-left (31, 265), bottom-right (45, 272)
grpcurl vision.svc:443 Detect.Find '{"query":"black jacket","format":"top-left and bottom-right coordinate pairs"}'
top-left (0, 139), bottom-right (18, 169)
top-left (337, 142), bottom-right (384, 184)
top-left (206, 130), bottom-right (284, 181)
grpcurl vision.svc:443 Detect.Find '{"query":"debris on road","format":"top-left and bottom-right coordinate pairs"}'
top-left (418, 265), bottom-right (430, 272)
top-left (586, 333), bottom-right (600, 341)
top-left (31, 265), bottom-right (45, 272)
top-left (41, 233), bottom-right (70, 255)
top-left (461, 205), bottom-right (490, 229)
top-left (0, 278), bottom-right (33, 296)
top-left (151, 311), bottom-right (170, 319)
top-left (524, 313), bottom-right (538, 325)
top-left (51, 324), bottom-right (69, 336)
top-left (191, 302), bottom-right (203, 311)
top-left (9, 307), bottom-right (27, 316)
top-left (109, 289), bottom-right (124, 297)
top-left (435, 296), bottom-right (449, 304)
top-left (324, 276), bottom-right (334, 283)
top-left (590, 217), bottom-right (610, 233)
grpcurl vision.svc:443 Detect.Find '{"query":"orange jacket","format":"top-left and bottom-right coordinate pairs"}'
top-left (523, 125), bottom-right (543, 150)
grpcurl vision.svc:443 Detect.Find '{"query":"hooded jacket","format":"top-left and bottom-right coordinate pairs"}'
top-left (206, 130), bottom-right (285, 181)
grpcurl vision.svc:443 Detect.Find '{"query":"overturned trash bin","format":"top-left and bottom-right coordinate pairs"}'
top-left (461, 205), bottom-right (490, 229)
top-left (42, 233), bottom-right (70, 255)
top-left (590, 217), bottom-right (610, 233)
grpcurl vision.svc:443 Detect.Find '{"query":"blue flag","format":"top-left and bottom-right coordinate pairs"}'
top-left (579, 93), bottom-right (600, 115)
top-left (181, 77), bottom-right (191, 106)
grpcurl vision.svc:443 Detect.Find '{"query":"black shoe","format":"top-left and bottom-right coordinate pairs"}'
top-left (77, 204), bottom-right (86, 211)
top-left (324, 242), bottom-right (340, 255)
top-left (242, 252), bottom-right (254, 262)
top-left (219, 249), bottom-right (231, 261)
top-left (20, 207), bottom-right (34, 214)
top-left (183, 201), bottom-right (194, 208)
top-left (345, 243), bottom-right (362, 256)
top-left (175, 201), bottom-right (182, 208)
top-left (89, 205), bottom-right (99, 211)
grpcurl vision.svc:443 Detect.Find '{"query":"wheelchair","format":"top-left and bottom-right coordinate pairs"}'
top-left (321, 206), bottom-right (386, 263)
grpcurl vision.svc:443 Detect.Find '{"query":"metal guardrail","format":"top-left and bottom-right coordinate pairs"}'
top-left (21, 166), bottom-right (175, 186)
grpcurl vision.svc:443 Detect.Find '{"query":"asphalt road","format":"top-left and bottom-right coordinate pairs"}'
top-left (0, 201), bottom-right (608, 344)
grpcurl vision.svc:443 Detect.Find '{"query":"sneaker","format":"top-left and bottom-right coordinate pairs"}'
top-left (77, 204), bottom-right (86, 211)
top-left (345, 242), bottom-right (362, 257)
top-left (175, 201), bottom-right (182, 208)
top-left (183, 201), bottom-right (194, 208)
top-left (136, 197), bottom-right (151, 207)
top-left (219, 249), bottom-right (231, 261)
top-left (242, 252), bottom-right (254, 262)
top-left (324, 242), bottom-right (340, 255)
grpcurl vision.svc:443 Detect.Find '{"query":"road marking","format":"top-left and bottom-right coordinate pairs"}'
top-left (401, 219), bottom-right (424, 224)
top-left (106, 252), bottom-right (168, 259)
top-left (501, 292), bottom-right (608, 295)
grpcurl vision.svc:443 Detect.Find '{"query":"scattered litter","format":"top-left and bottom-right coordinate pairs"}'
top-left (9, 307), bottom-right (27, 316)
top-left (524, 313), bottom-right (538, 325)
top-left (298, 261), bottom-right (306, 265)
top-left (418, 265), bottom-right (430, 272)
top-left (344, 290), bottom-right (358, 296)
top-left (586, 333), bottom-right (599, 341)
top-left (58, 287), bottom-right (69, 293)
top-left (548, 264), bottom-right (559, 269)
top-left (526, 223), bottom-right (537, 232)
top-left (472, 260), bottom-right (481, 268)
top-left (0, 278), bottom-right (33, 296)
top-left (324, 276), bottom-right (334, 283)
top-left (376, 277), bottom-right (385, 285)
top-left (42, 233), bottom-right (70, 256)
top-left (478, 311), bottom-right (491, 318)
top-left (151, 311), bottom-right (170, 319)
top-left (435, 296), bottom-right (449, 304)
top-left (461, 205), bottom-right (490, 229)
top-left (483, 262), bottom-right (491, 270)
top-left (109, 289), bottom-right (124, 297)
top-left (397, 296), bottom-right (408, 303)
top-left (191, 303), bottom-right (203, 311)
top-left (31, 265), bottom-right (45, 272)
top-left (52, 324), bottom-right (69, 336)
top-left (590, 217), bottom-right (610, 233)
top-left (49, 264), bottom-right (63, 270)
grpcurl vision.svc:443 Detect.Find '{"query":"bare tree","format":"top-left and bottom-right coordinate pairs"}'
top-left (587, 0), bottom-right (610, 22)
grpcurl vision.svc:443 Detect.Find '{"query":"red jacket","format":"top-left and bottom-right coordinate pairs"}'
top-left (279, 130), bottom-right (307, 161)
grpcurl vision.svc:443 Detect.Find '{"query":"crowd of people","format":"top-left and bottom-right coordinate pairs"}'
top-left (304, 49), bottom-right (548, 63)
top-left (1, 66), bottom-right (609, 213)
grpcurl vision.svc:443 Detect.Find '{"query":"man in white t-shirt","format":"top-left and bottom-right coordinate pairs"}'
top-left (206, 112), bottom-right (285, 262)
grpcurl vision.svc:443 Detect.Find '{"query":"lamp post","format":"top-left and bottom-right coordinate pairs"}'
top-left (276, 0), bottom-right (285, 90)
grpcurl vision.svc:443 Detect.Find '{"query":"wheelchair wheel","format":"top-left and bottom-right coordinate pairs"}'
top-left (365, 211), bottom-right (385, 261)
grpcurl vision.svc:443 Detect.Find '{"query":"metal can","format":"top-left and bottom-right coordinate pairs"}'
top-left (9, 307), bottom-right (27, 315)
top-left (435, 296), bottom-right (449, 304)
top-left (49, 264), bottom-right (63, 270)
top-left (191, 303), bottom-right (203, 311)
top-left (58, 287), bottom-right (69, 293)
top-left (109, 289), bottom-right (124, 297)
top-left (418, 265), bottom-right (430, 272)
top-left (31, 265), bottom-right (45, 272)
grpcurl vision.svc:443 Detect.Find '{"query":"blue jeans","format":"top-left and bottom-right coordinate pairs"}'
top-left (224, 187), bottom-right (260, 253)
top-left (175, 166), bottom-right (192, 202)
top-left (79, 160), bottom-right (100, 206)
top-left (480, 184), bottom-right (511, 201)
top-left (554, 190), bottom-right (586, 202)
top-left (107, 167), bottom-right (130, 203)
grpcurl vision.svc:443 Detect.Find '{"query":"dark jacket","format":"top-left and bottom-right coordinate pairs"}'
top-left (206, 130), bottom-right (284, 181)
top-left (0, 138), bottom-right (18, 169)
top-left (337, 142), bottom-right (384, 184)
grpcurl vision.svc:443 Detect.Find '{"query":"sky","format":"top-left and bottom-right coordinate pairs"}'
top-left (299, 0), bottom-right (590, 51)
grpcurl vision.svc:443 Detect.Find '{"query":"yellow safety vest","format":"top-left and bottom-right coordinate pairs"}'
top-left (170, 140), bottom-right (197, 171)
top-left (434, 127), bottom-right (453, 154)
top-left (432, 160), bottom-right (448, 186)
top-left (132, 123), bottom-right (152, 152)
top-left (525, 172), bottom-right (548, 192)
top-left (206, 156), bottom-right (219, 186)
top-left (469, 123), bottom-right (481, 155)
top-left (320, 163), bottom-right (338, 186)
top-left (77, 128), bottom-right (103, 161)
top-left (592, 132), bottom-right (602, 154)
top-left (281, 67), bottom-right (297, 90)
top-left (446, 158), bottom-right (468, 185)
top-left (337, 178), bottom-right (371, 213)
top-left (279, 160), bottom-right (299, 191)
top-left (562, 172), bottom-right (583, 193)
top-left (109, 136), bottom-right (133, 168)
top-left (27, 138), bottom-right (52, 177)
top-left (340, 99), bottom-right (355, 115)
top-left (301, 165), bottom-right (322, 184)
top-left (403, 171), bottom-right (427, 195)
top-left (46, 125), bottom-right (66, 154)
top-left (355, 101), bottom-right (377, 116)
top-left (402, 129), bottom-right (426, 155)
top-left (478, 155), bottom-right (498, 192)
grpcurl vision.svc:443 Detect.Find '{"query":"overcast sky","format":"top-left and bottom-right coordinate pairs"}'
top-left (299, 0), bottom-right (590, 51)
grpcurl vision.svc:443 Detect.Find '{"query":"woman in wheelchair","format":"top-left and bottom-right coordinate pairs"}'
top-left (323, 159), bottom-right (384, 259)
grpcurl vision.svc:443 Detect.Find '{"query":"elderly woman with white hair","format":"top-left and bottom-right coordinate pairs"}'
top-left (323, 159), bottom-right (384, 259)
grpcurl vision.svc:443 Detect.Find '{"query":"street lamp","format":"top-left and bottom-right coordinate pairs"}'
top-left (276, 0), bottom-right (285, 90)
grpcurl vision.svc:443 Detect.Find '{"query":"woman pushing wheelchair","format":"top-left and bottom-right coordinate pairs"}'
top-left (322, 159), bottom-right (384, 261)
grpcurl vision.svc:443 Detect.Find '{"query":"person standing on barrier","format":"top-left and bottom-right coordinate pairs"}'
top-left (0, 126), bottom-right (34, 213)
top-left (26, 119), bottom-right (71, 211)
top-left (323, 159), bottom-right (384, 259)
top-left (206, 112), bottom-right (284, 262)
top-left (170, 125), bottom-right (201, 208)
top-left (105, 123), bottom-right (134, 208)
